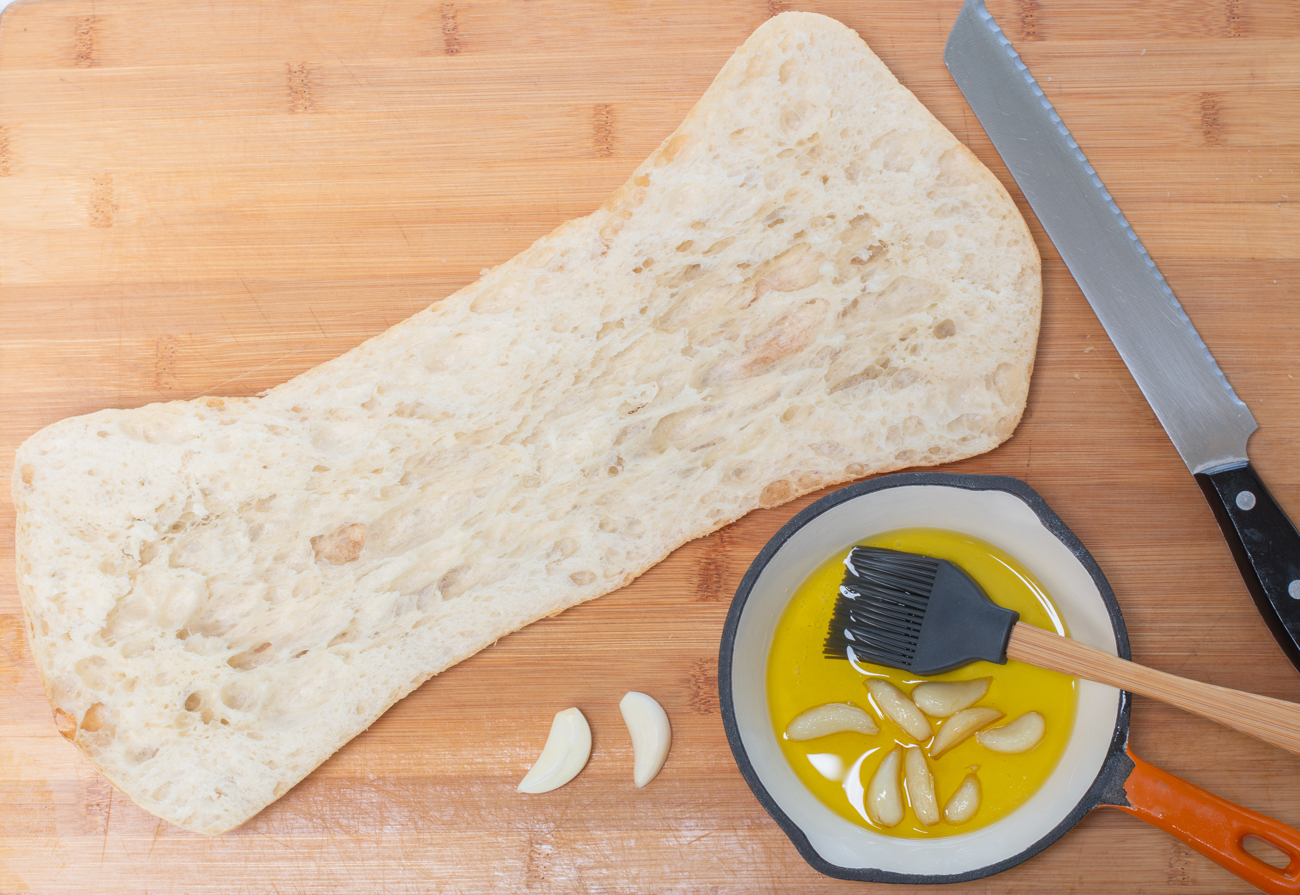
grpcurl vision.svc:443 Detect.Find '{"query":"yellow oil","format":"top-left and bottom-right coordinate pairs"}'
top-left (766, 528), bottom-right (1077, 838)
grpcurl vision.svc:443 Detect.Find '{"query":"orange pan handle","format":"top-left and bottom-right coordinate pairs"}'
top-left (1115, 750), bottom-right (1300, 894)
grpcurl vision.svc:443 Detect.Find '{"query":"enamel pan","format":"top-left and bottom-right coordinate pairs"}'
top-left (719, 472), bottom-right (1300, 892)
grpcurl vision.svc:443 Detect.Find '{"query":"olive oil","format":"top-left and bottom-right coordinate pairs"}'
top-left (766, 528), bottom-right (1077, 838)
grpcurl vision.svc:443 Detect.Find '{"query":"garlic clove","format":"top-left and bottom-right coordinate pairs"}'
top-left (944, 772), bottom-right (982, 824)
top-left (784, 702), bottom-right (878, 740)
top-left (928, 706), bottom-right (1003, 758)
top-left (620, 691), bottom-right (671, 788)
top-left (865, 679), bottom-right (932, 741)
top-left (910, 678), bottom-right (990, 718)
top-left (517, 707), bottom-right (592, 794)
top-left (975, 711), bottom-right (1046, 754)
top-left (867, 746), bottom-right (904, 827)
top-left (903, 746), bottom-right (940, 826)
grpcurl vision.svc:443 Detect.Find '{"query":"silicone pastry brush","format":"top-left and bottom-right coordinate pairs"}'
top-left (824, 545), bottom-right (1300, 757)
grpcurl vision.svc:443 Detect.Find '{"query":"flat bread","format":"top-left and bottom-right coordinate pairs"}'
top-left (12, 11), bottom-right (1040, 834)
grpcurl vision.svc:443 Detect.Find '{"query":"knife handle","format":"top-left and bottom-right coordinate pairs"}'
top-left (1196, 463), bottom-right (1300, 670)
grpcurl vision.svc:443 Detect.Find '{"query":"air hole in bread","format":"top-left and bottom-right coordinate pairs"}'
top-left (221, 679), bottom-right (261, 711)
top-left (438, 563), bottom-right (478, 600)
top-left (74, 655), bottom-right (109, 692)
top-left (81, 702), bottom-right (109, 732)
top-left (53, 708), bottom-right (77, 740)
top-left (310, 523), bottom-right (366, 565)
top-left (760, 480), bottom-right (796, 507)
top-left (228, 642), bottom-right (274, 671)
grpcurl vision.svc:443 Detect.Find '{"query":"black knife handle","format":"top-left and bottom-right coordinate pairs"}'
top-left (1196, 463), bottom-right (1300, 671)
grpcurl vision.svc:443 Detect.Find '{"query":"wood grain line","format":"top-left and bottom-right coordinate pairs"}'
top-left (592, 103), bottom-right (613, 158)
top-left (766, 0), bottom-right (789, 18)
top-left (1226, 0), bottom-right (1246, 37)
top-left (694, 528), bottom-right (731, 602)
top-left (287, 62), bottom-right (313, 113)
top-left (154, 335), bottom-right (179, 393)
top-left (1019, 0), bottom-right (1043, 41)
top-left (688, 658), bottom-right (719, 715)
top-left (0, 615), bottom-right (26, 685)
top-left (73, 15), bottom-right (98, 68)
top-left (523, 822), bottom-right (556, 886)
top-left (0, 125), bottom-right (10, 177)
top-left (81, 775), bottom-right (113, 833)
top-left (88, 173), bottom-right (114, 228)
top-left (1200, 91), bottom-right (1223, 146)
top-left (441, 4), bottom-right (461, 56)
top-left (1167, 839), bottom-right (1194, 886)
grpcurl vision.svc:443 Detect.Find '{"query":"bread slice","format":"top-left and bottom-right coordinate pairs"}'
top-left (12, 11), bottom-right (1040, 834)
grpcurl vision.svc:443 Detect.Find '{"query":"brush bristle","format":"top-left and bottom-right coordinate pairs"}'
top-left (823, 546), bottom-right (940, 668)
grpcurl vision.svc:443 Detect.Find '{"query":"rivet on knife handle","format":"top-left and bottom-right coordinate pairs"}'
top-left (1197, 465), bottom-right (1300, 669)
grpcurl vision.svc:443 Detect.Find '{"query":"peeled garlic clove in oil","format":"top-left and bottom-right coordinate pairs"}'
top-left (785, 703), bottom-right (879, 740)
top-left (911, 678), bottom-right (990, 718)
top-left (975, 711), bottom-right (1046, 754)
top-left (865, 679), bottom-right (932, 741)
top-left (903, 746), bottom-right (940, 826)
top-left (928, 706), bottom-right (1003, 758)
top-left (944, 772), bottom-right (982, 824)
top-left (517, 707), bottom-right (592, 794)
top-left (620, 691), bottom-right (671, 788)
top-left (867, 746), bottom-right (904, 827)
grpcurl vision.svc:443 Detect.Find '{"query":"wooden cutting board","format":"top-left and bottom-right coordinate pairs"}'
top-left (2, 0), bottom-right (1298, 891)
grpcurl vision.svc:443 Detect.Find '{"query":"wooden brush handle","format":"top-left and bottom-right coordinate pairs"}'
top-left (1007, 622), bottom-right (1300, 757)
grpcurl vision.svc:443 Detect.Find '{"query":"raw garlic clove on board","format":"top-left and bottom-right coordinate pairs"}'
top-left (518, 707), bottom-right (592, 794)
top-left (944, 772), bottom-right (981, 824)
top-left (975, 711), bottom-right (1045, 754)
top-left (865, 679), bottom-right (932, 741)
top-left (928, 706), bottom-right (1003, 758)
top-left (867, 746), bottom-right (905, 827)
top-left (784, 703), bottom-right (879, 740)
top-left (620, 691), bottom-right (672, 788)
top-left (903, 747), bottom-right (940, 826)
top-left (910, 678), bottom-right (990, 718)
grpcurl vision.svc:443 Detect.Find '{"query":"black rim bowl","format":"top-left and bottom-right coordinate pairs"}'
top-left (718, 471), bottom-right (1132, 884)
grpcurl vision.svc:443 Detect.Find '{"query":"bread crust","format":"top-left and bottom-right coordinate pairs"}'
top-left (11, 12), bottom-right (1040, 834)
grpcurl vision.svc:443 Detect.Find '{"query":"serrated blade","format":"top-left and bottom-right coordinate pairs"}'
top-left (944, 0), bottom-right (1256, 475)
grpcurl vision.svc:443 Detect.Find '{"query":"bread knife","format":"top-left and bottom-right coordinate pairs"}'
top-left (944, 0), bottom-right (1300, 670)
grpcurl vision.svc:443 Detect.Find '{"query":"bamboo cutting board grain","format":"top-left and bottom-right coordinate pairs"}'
top-left (1, 1), bottom-right (1299, 891)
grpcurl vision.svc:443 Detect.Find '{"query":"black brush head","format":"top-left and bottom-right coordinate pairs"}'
top-left (824, 545), bottom-right (1019, 675)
